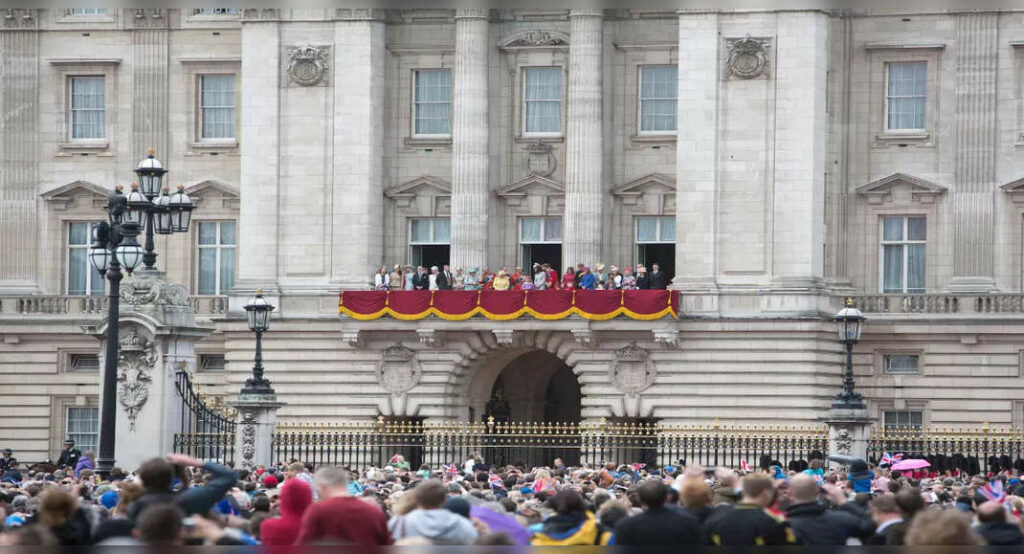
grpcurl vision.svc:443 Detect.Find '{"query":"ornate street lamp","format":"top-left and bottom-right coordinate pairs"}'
top-left (131, 150), bottom-right (193, 270)
top-left (168, 184), bottom-right (195, 234)
top-left (89, 186), bottom-right (144, 478)
top-left (833, 298), bottom-right (866, 409)
top-left (241, 290), bottom-right (276, 395)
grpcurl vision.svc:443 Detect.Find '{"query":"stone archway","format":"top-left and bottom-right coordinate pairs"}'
top-left (466, 348), bottom-right (581, 424)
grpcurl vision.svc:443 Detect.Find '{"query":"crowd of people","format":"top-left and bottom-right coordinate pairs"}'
top-left (373, 262), bottom-right (671, 292)
top-left (0, 443), bottom-right (1021, 546)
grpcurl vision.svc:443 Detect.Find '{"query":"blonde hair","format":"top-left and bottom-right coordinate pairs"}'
top-left (113, 481), bottom-right (143, 516)
top-left (905, 510), bottom-right (984, 546)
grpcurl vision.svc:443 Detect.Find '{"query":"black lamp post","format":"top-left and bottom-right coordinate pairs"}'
top-left (832, 298), bottom-right (867, 409)
top-left (241, 290), bottom-right (276, 395)
top-left (88, 150), bottom-right (195, 477)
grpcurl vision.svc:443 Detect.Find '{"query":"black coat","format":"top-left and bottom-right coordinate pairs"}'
top-left (613, 507), bottom-right (704, 545)
top-left (412, 272), bottom-right (429, 290)
top-left (785, 501), bottom-right (874, 545)
top-left (126, 461), bottom-right (238, 523)
top-left (436, 271), bottom-right (453, 290)
top-left (977, 521), bottom-right (1024, 546)
top-left (704, 503), bottom-right (797, 546)
top-left (648, 271), bottom-right (669, 290)
top-left (57, 447), bottom-right (81, 469)
top-left (865, 520), bottom-right (907, 546)
top-left (635, 274), bottom-right (651, 290)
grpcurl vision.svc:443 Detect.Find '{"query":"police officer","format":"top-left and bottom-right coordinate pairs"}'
top-left (56, 438), bottom-right (81, 469)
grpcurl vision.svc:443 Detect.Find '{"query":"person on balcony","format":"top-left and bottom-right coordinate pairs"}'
top-left (621, 266), bottom-right (636, 290)
top-left (412, 266), bottom-right (429, 290)
top-left (635, 265), bottom-right (650, 290)
top-left (374, 267), bottom-right (390, 290)
top-left (463, 268), bottom-right (481, 291)
top-left (532, 264), bottom-right (546, 290)
top-left (428, 266), bottom-right (439, 291)
top-left (578, 267), bottom-right (596, 290)
top-left (592, 263), bottom-right (606, 290)
top-left (561, 267), bottom-right (577, 290)
top-left (606, 266), bottom-right (622, 290)
top-left (452, 268), bottom-right (465, 290)
top-left (436, 265), bottom-right (453, 290)
top-left (402, 266), bottom-right (415, 291)
top-left (511, 266), bottom-right (525, 290)
top-left (649, 263), bottom-right (669, 290)
top-left (388, 265), bottom-right (403, 290)
top-left (492, 269), bottom-right (511, 291)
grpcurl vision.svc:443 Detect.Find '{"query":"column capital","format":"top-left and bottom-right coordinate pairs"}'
top-left (455, 8), bottom-right (490, 20)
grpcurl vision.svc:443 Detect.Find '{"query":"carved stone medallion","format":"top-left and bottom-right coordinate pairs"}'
top-left (286, 45), bottom-right (330, 87)
top-left (526, 140), bottom-right (556, 177)
top-left (505, 30), bottom-right (568, 48)
top-left (610, 343), bottom-right (656, 396)
top-left (116, 329), bottom-right (158, 432)
top-left (725, 36), bottom-right (770, 80)
top-left (377, 345), bottom-right (421, 394)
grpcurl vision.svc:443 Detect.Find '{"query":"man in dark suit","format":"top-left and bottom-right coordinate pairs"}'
top-left (412, 266), bottom-right (429, 290)
top-left (436, 264), bottom-right (453, 290)
top-left (56, 438), bottom-right (82, 470)
top-left (865, 494), bottom-right (906, 545)
top-left (648, 263), bottom-right (669, 290)
top-left (635, 265), bottom-right (651, 290)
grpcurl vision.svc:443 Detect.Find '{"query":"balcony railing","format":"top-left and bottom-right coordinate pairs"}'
top-left (0, 295), bottom-right (228, 316)
top-left (852, 294), bottom-right (960, 314)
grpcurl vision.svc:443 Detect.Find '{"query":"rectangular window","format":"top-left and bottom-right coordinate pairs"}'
top-left (524, 67), bottom-right (563, 134)
top-left (66, 406), bottom-right (99, 454)
top-left (200, 354), bottom-right (226, 371)
top-left (67, 222), bottom-right (103, 296)
top-left (197, 221), bottom-right (236, 295)
top-left (884, 354), bottom-right (920, 375)
top-left (639, 65), bottom-right (678, 133)
top-left (413, 69), bottom-right (451, 136)
top-left (70, 76), bottom-right (105, 140)
top-left (635, 217), bottom-right (676, 243)
top-left (883, 410), bottom-right (923, 430)
top-left (199, 75), bottom-right (235, 140)
top-left (69, 354), bottom-right (100, 372)
top-left (68, 9), bottom-right (107, 15)
top-left (881, 216), bottom-right (926, 294)
top-left (520, 217), bottom-right (562, 244)
top-left (886, 62), bottom-right (926, 131)
top-left (408, 218), bottom-right (451, 245)
top-left (191, 8), bottom-right (239, 15)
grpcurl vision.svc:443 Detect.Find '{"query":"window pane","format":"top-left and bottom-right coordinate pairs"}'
top-left (887, 62), bottom-right (926, 130)
top-left (521, 218), bottom-right (541, 242)
top-left (543, 217), bottom-right (562, 242)
top-left (219, 221), bottom-right (236, 245)
top-left (659, 218), bottom-right (676, 242)
top-left (410, 219), bottom-right (430, 243)
top-left (69, 222), bottom-right (89, 245)
top-left (882, 217), bottom-right (904, 241)
top-left (886, 354), bottom-right (919, 374)
top-left (907, 217), bottom-right (926, 241)
top-left (198, 222), bottom-right (217, 245)
top-left (68, 248), bottom-right (88, 295)
top-left (432, 218), bottom-right (450, 243)
top-left (906, 244), bottom-right (925, 293)
top-left (640, 66), bottom-right (678, 132)
top-left (637, 218), bottom-right (658, 242)
top-left (71, 77), bottom-right (105, 139)
top-left (198, 248), bottom-right (217, 295)
top-left (882, 244), bottom-right (904, 293)
top-left (201, 75), bottom-right (235, 139)
top-left (219, 247), bottom-right (235, 294)
top-left (414, 70), bottom-right (451, 135)
top-left (67, 406), bottom-right (99, 454)
top-left (524, 68), bottom-right (562, 133)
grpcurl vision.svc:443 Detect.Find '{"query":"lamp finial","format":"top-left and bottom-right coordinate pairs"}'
top-left (845, 297), bottom-right (854, 308)
top-left (146, 147), bottom-right (155, 156)
top-left (255, 288), bottom-right (263, 296)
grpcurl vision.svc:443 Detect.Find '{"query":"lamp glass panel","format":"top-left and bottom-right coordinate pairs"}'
top-left (255, 308), bottom-right (270, 331)
top-left (154, 210), bottom-right (173, 234)
top-left (116, 243), bottom-right (144, 271)
top-left (89, 246), bottom-right (111, 272)
top-left (246, 308), bottom-right (257, 330)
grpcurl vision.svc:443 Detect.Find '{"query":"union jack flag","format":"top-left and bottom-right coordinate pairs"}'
top-left (879, 452), bottom-right (904, 466)
top-left (443, 463), bottom-right (459, 477)
top-left (979, 479), bottom-right (1006, 504)
top-left (740, 459), bottom-right (751, 472)
top-left (631, 463), bottom-right (646, 472)
top-left (488, 474), bottom-right (505, 490)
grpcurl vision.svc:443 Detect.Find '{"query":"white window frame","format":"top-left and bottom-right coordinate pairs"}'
top-left (195, 220), bottom-right (236, 295)
top-left (66, 221), bottom-right (104, 296)
top-left (198, 74), bottom-right (236, 141)
top-left (66, 8), bottom-right (108, 16)
top-left (883, 410), bottom-right (923, 430)
top-left (884, 61), bottom-right (927, 133)
top-left (519, 217), bottom-right (563, 245)
top-left (411, 69), bottom-right (451, 138)
top-left (68, 75), bottom-right (106, 142)
top-left (66, 405), bottom-right (99, 455)
top-left (879, 216), bottom-right (926, 294)
top-left (637, 65), bottom-right (678, 135)
top-left (521, 67), bottom-right (564, 137)
top-left (634, 216), bottom-right (676, 244)
top-left (883, 354), bottom-right (920, 375)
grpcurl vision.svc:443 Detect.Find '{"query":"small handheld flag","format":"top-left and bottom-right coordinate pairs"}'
top-left (631, 463), bottom-right (646, 473)
top-left (488, 474), bottom-right (505, 490)
top-left (443, 463), bottom-right (459, 477)
top-left (740, 459), bottom-right (751, 472)
top-left (979, 480), bottom-right (1006, 504)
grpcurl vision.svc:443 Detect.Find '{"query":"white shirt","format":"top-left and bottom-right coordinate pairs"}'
top-left (428, 274), bottom-right (438, 290)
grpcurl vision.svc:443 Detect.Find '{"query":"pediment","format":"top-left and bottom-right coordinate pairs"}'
top-left (496, 174), bottom-right (564, 197)
top-left (856, 173), bottom-right (946, 204)
top-left (612, 173), bottom-right (676, 197)
top-left (1000, 176), bottom-right (1024, 204)
top-left (385, 175), bottom-right (451, 199)
top-left (40, 180), bottom-right (112, 211)
top-left (499, 29), bottom-right (570, 50)
top-left (184, 178), bottom-right (239, 199)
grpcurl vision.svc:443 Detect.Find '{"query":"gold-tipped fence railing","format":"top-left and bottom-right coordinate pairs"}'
top-left (868, 423), bottom-right (1024, 475)
top-left (271, 417), bottom-right (831, 471)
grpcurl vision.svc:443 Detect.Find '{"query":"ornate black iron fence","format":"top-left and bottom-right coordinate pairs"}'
top-left (271, 418), bottom-right (830, 471)
top-left (172, 369), bottom-right (236, 466)
top-left (867, 424), bottom-right (1024, 475)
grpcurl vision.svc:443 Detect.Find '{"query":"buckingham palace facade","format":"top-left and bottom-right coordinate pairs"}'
top-left (2, 8), bottom-right (1024, 462)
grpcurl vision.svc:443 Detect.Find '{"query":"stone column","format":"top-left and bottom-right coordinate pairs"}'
top-left (948, 13), bottom-right (999, 292)
top-left (562, 9), bottom-right (604, 268)
top-left (673, 11), bottom-right (718, 291)
top-left (231, 394), bottom-right (284, 470)
top-left (823, 406), bottom-right (873, 469)
top-left (449, 9), bottom-right (490, 273)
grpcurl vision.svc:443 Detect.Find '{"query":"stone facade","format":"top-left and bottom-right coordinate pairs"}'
top-left (3, 9), bottom-right (1024, 463)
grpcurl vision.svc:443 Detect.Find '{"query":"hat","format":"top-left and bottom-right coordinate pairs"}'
top-left (595, 263), bottom-right (604, 271)
top-left (431, 266), bottom-right (438, 271)
top-left (2, 449), bottom-right (11, 455)
top-left (64, 438), bottom-right (75, 445)
top-left (263, 475), bottom-right (279, 489)
top-left (848, 459), bottom-right (872, 481)
top-left (444, 496), bottom-right (471, 519)
top-left (99, 490), bottom-right (119, 510)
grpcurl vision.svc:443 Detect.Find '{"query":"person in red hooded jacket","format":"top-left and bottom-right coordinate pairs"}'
top-left (260, 476), bottom-right (313, 545)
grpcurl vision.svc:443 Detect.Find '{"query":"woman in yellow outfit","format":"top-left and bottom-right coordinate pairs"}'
top-left (491, 268), bottom-right (511, 291)
top-left (530, 490), bottom-right (611, 545)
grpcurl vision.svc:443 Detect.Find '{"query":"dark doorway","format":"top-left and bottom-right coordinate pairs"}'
top-left (521, 244), bottom-right (562, 274)
top-left (637, 243), bottom-right (674, 282)
top-left (411, 244), bottom-right (449, 270)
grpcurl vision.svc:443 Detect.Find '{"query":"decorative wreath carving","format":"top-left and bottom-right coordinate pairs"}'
top-left (120, 279), bottom-right (189, 307)
top-left (287, 45), bottom-right (330, 87)
top-left (610, 343), bottom-right (657, 396)
top-left (725, 36), bottom-right (770, 80)
top-left (377, 345), bottom-right (422, 395)
top-left (834, 428), bottom-right (854, 456)
top-left (116, 329), bottom-right (158, 432)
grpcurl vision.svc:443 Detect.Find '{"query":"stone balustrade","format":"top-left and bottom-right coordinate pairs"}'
top-left (850, 293), bottom-right (1024, 315)
top-left (0, 294), bottom-right (229, 316)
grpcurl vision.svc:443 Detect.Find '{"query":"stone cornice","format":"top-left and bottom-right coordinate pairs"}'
top-left (864, 42), bottom-right (946, 51)
top-left (47, 57), bottom-right (121, 66)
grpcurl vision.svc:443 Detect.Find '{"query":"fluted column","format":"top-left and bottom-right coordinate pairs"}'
top-left (449, 9), bottom-right (490, 272)
top-left (948, 12), bottom-right (998, 292)
top-left (562, 9), bottom-right (604, 269)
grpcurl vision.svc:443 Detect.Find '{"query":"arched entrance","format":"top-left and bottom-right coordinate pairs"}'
top-left (471, 349), bottom-right (581, 424)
